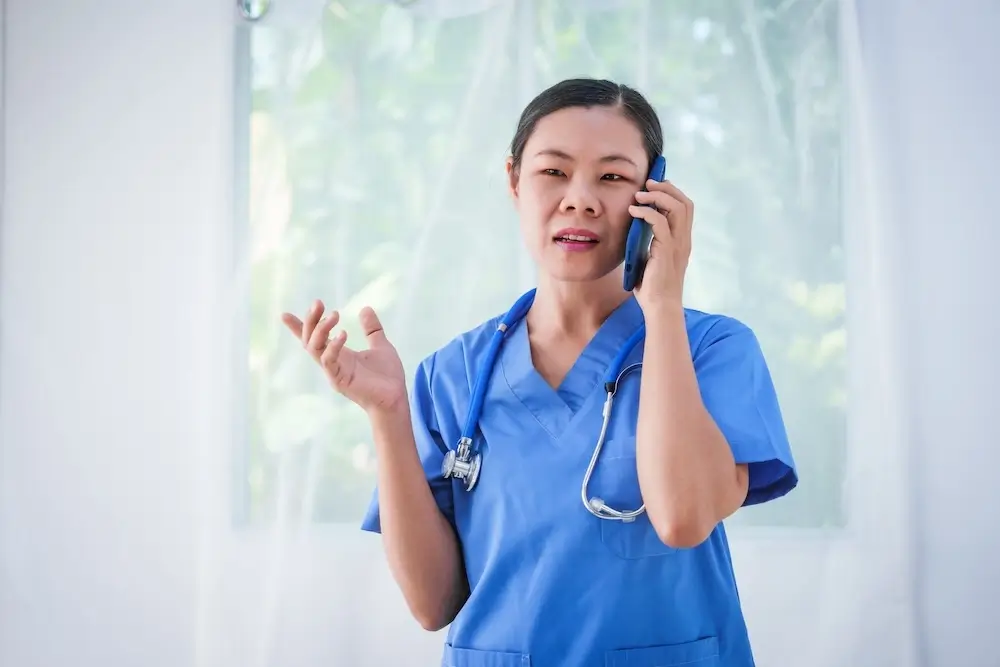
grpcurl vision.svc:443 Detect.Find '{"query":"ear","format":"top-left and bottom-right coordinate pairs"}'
top-left (505, 157), bottom-right (519, 201)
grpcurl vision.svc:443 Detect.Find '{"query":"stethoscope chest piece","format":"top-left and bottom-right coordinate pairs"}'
top-left (442, 437), bottom-right (482, 492)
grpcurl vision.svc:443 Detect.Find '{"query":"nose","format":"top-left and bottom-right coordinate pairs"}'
top-left (559, 176), bottom-right (601, 217)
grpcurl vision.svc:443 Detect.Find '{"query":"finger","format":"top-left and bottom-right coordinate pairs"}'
top-left (634, 190), bottom-right (688, 239)
top-left (320, 330), bottom-right (349, 380)
top-left (281, 313), bottom-right (303, 338)
top-left (648, 179), bottom-right (694, 235)
top-left (635, 189), bottom-right (683, 217)
top-left (628, 203), bottom-right (672, 240)
top-left (358, 307), bottom-right (388, 349)
top-left (301, 300), bottom-right (325, 347)
top-left (308, 310), bottom-right (341, 356)
top-left (652, 179), bottom-right (694, 210)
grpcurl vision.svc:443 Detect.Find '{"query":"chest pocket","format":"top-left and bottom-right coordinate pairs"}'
top-left (442, 645), bottom-right (530, 667)
top-left (588, 436), bottom-right (677, 559)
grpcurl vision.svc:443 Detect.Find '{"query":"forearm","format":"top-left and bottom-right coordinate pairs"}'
top-left (370, 406), bottom-right (468, 631)
top-left (636, 305), bottom-right (746, 547)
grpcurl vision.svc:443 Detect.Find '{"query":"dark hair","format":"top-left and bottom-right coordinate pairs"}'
top-left (509, 78), bottom-right (663, 173)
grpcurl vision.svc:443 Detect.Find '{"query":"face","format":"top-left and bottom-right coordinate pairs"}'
top-left (507, 106), bottom-right (649, 283)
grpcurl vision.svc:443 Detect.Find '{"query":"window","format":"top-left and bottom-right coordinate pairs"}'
top-left (236, 0), bottom-right (844, 529)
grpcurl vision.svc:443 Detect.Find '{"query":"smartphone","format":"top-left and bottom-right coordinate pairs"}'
top-left (622, 155), bottom-right (668, 292)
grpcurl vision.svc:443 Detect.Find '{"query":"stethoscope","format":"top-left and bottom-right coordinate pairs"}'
top-left (440, 289), bottom-right (648, 522)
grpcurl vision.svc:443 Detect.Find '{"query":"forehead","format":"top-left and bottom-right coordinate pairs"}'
top-left (524, 106), bottom-right (646, 162)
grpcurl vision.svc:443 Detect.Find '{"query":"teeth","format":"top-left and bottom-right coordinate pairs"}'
top-left (558, 234), bottom-right (595, 242)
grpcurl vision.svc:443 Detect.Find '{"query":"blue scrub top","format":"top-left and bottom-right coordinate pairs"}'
top-left (362, 296), bottom-right (797, 667)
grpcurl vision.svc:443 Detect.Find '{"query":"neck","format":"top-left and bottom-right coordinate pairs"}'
top-left (526, 271), bottom-right (631, 338)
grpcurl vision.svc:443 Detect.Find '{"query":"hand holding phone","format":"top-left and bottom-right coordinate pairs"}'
top-left (622, 155), bottom-right (668, 292)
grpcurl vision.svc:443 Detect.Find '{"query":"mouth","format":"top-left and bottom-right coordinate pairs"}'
top-left (553, 228), bottom-right (600, 249)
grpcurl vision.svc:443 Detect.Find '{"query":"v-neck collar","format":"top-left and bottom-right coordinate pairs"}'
top-left (499, 296), bottom-right (645, 440)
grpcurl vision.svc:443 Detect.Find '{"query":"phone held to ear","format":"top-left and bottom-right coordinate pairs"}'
top-left (622, 155), bottom-right (668, 292)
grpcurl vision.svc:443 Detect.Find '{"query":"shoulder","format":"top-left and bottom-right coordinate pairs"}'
top-left (682, 307), bottom-right (760, 358)
top-left (413, 312), bottom-right (504, 393)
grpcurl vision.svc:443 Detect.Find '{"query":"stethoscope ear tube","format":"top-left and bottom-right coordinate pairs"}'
top-left (445, 291), bottom-right (537, 492)
top-left (443, 289), bottom-right (648, 523)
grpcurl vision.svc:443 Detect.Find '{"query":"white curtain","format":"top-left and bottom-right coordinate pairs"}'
top-left (1, 0), bottom-right (997, 665)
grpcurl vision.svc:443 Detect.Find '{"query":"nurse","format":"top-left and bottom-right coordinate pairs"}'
top-left (282, 78), bottom-right (797, 667)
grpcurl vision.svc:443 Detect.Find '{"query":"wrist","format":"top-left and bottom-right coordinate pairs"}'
top-left (640, 299), bottom-right (686, 329)
top-left (367, 397), bottom-right (411, 434)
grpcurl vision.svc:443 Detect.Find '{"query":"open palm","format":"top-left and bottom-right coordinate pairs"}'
top-left (281, 300), bottom-right (407, 413)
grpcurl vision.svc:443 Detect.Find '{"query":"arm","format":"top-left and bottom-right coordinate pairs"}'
top-left (284, 303), bottom-right (467, 629)
top-left (361, 356), bottom-right (469, 631)
top-left (369, 405), bottom-right (468, 631)
top-left (629, 179), bottom-right (796, 547)
top-left (636, 304), bottom-right (749, 549)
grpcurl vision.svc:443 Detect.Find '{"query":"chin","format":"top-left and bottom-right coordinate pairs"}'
top-left (543, 258), bottom-right (622, 284)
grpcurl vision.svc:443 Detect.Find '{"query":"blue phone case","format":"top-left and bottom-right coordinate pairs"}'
top-left (622, 155), bottom-right (668, 292)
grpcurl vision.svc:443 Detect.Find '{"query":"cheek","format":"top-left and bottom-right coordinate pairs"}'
top-left (612, 187), bottom-right (637, 215)
top-left (607, 190), bottom-right (635, 231)
top-left (516, 182), bottom-right (559, 226)
top-left (514, 189), bottom-right (545, 246)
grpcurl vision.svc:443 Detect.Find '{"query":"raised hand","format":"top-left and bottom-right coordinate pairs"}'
top-left (281, 300), bottom-right (407, 414)
top-left (628, 179), bottom-right (694, 309)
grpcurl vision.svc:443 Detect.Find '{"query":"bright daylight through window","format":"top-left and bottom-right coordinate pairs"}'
top-left (236, 0), bottom-right (843, 529)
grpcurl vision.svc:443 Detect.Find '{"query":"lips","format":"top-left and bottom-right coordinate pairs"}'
top-left (553, 228), bottom-right (599, 244)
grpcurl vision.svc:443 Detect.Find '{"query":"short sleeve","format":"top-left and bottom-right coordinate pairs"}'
top-left (694, 320), bottom-right (798, 507)
top-left (360, 355), bottom-right (456, 533)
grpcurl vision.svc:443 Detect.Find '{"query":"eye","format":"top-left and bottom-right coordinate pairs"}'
top-left (541, 168), bottom-right (564, 177)
top-left (601, 173), bottom-right (625, 181)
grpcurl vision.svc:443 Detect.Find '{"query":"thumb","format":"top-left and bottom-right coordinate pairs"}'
top-left (358, 307), bottom-right (389, 348)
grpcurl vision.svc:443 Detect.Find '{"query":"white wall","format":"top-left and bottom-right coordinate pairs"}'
top-left (0, 1), bottom-right (234, 665)
top-left (1, 1), bottom-right (998, 666)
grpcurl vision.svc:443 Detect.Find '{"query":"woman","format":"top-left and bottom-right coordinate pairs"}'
top-left (282, 78), bottom-right (797, 667)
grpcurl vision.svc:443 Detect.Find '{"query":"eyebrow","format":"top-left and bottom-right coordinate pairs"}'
top-left (533, 149), bottom-right (638, 168)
